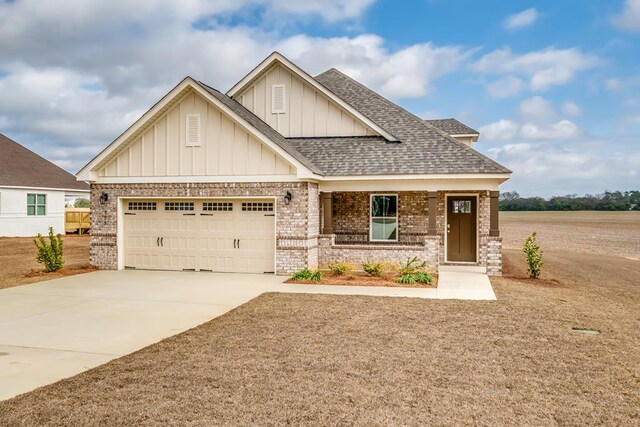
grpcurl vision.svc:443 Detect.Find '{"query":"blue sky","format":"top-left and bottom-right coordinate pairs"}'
top-left (0, 0), bottom-right (639, 196)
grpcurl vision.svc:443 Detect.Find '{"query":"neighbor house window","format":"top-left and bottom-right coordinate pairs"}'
top-left (27, 194), bottom-right (46, 216)
top-left (370, 194), bottom-right (397, 241)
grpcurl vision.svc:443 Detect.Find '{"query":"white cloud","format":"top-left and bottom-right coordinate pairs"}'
top-left (612, 0), bottom-right (640, 32)
top-left (279, 35), bottom-right (469, 98)
top-left (473, 47), bottom-right (599, 90)
top-left (562, 102), bottom-right (582, 116)
top-left (518, 96), bottom-right (556, 123)
top-left (606, 78), bottom-right (622, 90)
top-left (485, 76), bottom-right (524, 98)
top-left (520, 120), bottom-right (579, 140)
top-left (504, 8), bottom-right (539, 29)
top-left (479, 120), bottom-right (520, 141)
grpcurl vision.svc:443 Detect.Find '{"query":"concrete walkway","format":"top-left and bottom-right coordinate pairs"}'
top-left (0, 267), bottom-right (494, 400)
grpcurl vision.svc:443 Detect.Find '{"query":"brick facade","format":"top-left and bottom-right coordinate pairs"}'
top-left (90, 182), bottom-right (318, 275)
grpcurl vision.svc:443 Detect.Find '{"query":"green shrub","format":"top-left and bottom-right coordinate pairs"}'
top-left (414, 272), bottom-right (434, 285)
top-left (326, 261), bottom-right (354, 276)
top-left (291, 268), bottom-right (323, 283)
top-left (362, 261), bottom-right (382, 277)
top-left (523, 232), bottom-right (543, 279)
top-left (34, 227), bottom-right (64, 272)
top-left (397, 274), bottom-right (417, 284)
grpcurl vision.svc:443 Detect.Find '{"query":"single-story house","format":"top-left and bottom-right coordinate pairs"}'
top-left (0, 133), bottom-right (90, 237)
top-left (78, 52), bottom-right (511, 276)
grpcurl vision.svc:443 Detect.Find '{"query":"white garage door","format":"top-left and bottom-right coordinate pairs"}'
top-left (123, 199), bottom-right (275, 273)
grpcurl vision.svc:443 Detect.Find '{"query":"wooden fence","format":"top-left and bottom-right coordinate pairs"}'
top-left (65, 208), bottom-right (91, 234)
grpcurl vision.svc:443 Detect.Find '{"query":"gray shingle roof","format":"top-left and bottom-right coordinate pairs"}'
top-left (313, 68), bottom-right (510, 175)
top-left (425, 118), bottom-right (478, 136)
top-left (0, 133), bottom-right (89, 191)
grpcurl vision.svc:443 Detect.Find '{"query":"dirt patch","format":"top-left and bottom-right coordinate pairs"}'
top-left (286, 273), bottom-right (437, 288)
top-left (0, 235), bottom-right (91, 289)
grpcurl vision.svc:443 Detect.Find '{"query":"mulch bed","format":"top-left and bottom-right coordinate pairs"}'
top-left (286, 272), bottom-right (437, 288)
top-left (24, 266), bottom-right (98, 280)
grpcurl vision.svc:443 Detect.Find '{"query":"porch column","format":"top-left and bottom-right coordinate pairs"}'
top-left (321, 192), bottom-right (334, 234)
top-left (490, 191), bottom-right (500, 237)
top-left (427, 191), bottom-right (437, 235)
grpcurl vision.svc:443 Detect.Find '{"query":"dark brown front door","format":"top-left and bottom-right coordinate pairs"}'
top-left (447, 196), bottom-right (477, 262)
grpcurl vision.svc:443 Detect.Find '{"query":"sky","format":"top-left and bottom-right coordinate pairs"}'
top-left (0, 0), bottom-right (639, 197)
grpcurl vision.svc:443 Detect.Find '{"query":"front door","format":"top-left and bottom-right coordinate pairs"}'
top-left (447, 196), bottom-right (477, 262)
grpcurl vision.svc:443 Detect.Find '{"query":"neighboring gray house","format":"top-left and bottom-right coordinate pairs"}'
top-left (78, 52), bottom-right (510, 276)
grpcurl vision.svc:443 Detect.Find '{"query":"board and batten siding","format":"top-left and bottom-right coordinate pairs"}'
top-left (99, 91), bottom-right (295, 178)
top-left (236, 64), bottom-right (378, 138)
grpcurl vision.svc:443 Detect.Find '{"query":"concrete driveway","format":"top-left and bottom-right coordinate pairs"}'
top-left (0, 270), bottom-right (284, 401)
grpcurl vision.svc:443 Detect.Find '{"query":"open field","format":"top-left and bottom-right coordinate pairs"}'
top-left (1, 212), bottom-right (638, 425)
top-left (0, 235), bottom-right (92, 290)
top-left (501, 211), bottom-right (640, 259)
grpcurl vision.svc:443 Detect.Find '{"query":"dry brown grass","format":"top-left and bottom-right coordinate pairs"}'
top-left (1, 213), bottom-right (638, 425)
top-left (0, 235), bottom-right (91, 289)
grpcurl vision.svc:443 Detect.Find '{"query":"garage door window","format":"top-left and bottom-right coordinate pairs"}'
top-left (128, 202), bottom-right (157, 211)
top-left (242, 202), bottom-right (274, 212)
top-left (203, 202), bottom-right (233, 212)
top-left (165, 202), bottom-right (194, 211)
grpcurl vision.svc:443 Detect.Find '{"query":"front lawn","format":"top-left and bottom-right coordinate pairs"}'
top-left (1, 250), bottom-right (638, 426)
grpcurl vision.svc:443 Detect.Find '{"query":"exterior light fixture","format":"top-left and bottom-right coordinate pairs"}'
top-left (99, 192), bottom-right (109, 203)
top-left (284, 191), bottom-right (292, 205)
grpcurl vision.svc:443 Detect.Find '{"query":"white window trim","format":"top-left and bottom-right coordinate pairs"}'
top-left (185, 113), bottom-right (201, 147)
top-left (271, 84), bottom-right (286, 114)
top-left (369, 193), bottom-right (398, 242)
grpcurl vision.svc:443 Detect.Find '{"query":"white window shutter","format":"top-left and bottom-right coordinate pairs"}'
top-left (185, 114), bottom-right (201, 146)
top-left (272, 84), bottom-right (286, 114)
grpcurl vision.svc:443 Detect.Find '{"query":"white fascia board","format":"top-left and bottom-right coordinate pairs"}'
top-left (450, 134), bottom-right (479, 138)
top-left (0, 185), bottom-right (89, 193)
top-left (321, 173), bottom-right (511, 182)
top-left (319, 178), bottom-right (506, 192)
top-left (94, 175), bottom-right (302, 184)
top-left (226, 52), bottom-right (398, 142)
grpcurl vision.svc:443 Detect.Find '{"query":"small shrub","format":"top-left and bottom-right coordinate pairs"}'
top-left (414, 272), bottom-right (434, 285)
top-left (395, 256), bottom-right (428, 276)
top-left (362, 261), bottom-right (382, 277)
top-left (34, 227), bottom-right (64, 272)
top-left (326, 261), bottom-right (354, 276)
top-left (291, 268), bottom-right (323, 283)
top-left (397, 274), bottom-right (416, 284)
top-left (523, 232), bottom-right (543, 279)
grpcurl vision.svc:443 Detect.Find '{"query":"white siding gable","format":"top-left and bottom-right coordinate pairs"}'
top-left (236, 64), bottom-right (379, 138)
top-left (99, 91), bottom-right (296, 178)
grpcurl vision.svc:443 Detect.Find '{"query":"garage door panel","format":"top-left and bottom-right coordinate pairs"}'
top-left (123, 199), bottom-right (275, 273)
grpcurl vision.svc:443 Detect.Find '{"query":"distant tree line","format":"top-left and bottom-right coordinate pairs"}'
top-left (500, 191), bottom-right (640, 211)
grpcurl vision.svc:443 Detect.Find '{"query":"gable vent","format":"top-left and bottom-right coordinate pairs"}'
top-left (272, 84), bottom-right (286, 114)
top-left (185, 114), bottom-right (201, 146)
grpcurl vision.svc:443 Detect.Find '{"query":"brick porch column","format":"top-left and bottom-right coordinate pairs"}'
top-left (321, 192), bottom-right (334, 234)
top-left (490, 190), bottom-right (500, 237)
top-left (427, 191), bottom-right (437, 235)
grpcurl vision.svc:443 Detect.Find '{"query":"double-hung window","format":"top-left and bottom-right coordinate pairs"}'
top-left (370, 194), bottom-right (397, 241)
top-left (27, 194), bottom-right (46, 216)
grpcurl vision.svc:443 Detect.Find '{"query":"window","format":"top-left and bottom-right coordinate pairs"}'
top-left (165, 202), bottom-right (194, 211)
top-left (27, 193), bottom-right (46, 216)
top-left (271, 84), bottom-right (286, 114)
top-left (203, 202), bottom-right (233, 212)
top-left (185, 114), bottom-right (201, 146)
top-left (128, 202), bottom-right (157, 211)
top-left (242, 202), bottom-right (274, 212)
top-left (452, 200), bottom-right (472, 214)
top-left (370, 194), bottom-right (397, 241)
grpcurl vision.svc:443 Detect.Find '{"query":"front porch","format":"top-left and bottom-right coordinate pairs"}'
top-left (316, 190), bottom-right (503, 276)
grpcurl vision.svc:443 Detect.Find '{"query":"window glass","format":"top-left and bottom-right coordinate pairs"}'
top-left (27, 206), bottom-right (36, 216)
top-left (37, 194), bottom-right (46, 205)
top-left (27, 194), bottom-right (36, 205)
top-left (37, 206), bottom-right (46, 215)
top-left (453, 200), bottom-right (472, 214)
top-left (27, 193), bottom-right (46, 216)
top-left (371, 195), bottom-right (398, 241)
